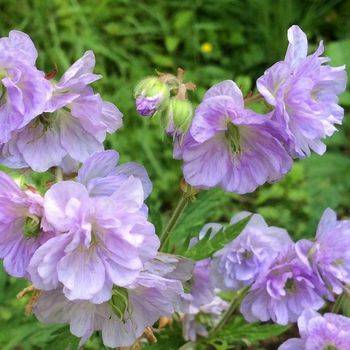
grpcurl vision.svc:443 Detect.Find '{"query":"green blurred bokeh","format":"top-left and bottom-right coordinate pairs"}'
top-left (0, 0), bottom-right (349, 348)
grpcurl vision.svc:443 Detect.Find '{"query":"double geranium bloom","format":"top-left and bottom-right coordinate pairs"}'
top-left (296, 208), bottom-right (350, 297)
top-left (177, 80), bottom-right (292, 194)
top-left (279, 309), bottom-right (350, 349)
top-left (240, 248), bottom-right (325, 325)
top-left (213, 212), bottom-right (293, 291)
top-left (29, 151), bottom-right (159, 302)
top-left (257, 25), bottom-right (347, 158)
top-left (34, 271), bottom-right (184, 348)
top-left (1, 50), bottom-right (123, 172)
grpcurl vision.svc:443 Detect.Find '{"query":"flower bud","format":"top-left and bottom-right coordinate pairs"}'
top-left (134, 77), bottom-right (170, 117)
top-left (167, 98), bottom-right (193, 134)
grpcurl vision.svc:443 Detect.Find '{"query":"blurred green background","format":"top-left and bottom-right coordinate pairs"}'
top-left (0, 0), bottom-right (349, 348)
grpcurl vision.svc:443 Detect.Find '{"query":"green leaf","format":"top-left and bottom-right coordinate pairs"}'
top-left (165, 36), bottom-right (180, 52)
top-left (151, 54), bottom-right (174, 68)
top-left (171, 189), bottom-right (233, 254)
top-left (183, 216), bottom-right (250, 260)
top-left (326, 39), bottom-right (350, 75)
top-left (173, 11), bottom-right (193, 31)
top-left (211, 316), bottom-right (290, 346)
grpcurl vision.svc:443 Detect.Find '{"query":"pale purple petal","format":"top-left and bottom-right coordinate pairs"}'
top-left (0, 30), bottom-right (38, 64)
top-left (101, 101), bottom-right (123, 133)
top-left (59, 249), bottom-right (106, 301)
top-left (56, 51), bottom-right (101, 91)
top-left (285, 25), bottom-right (308, 67)
top-left (203, 80), bottom-right (244, 107)
top-left (77, 150), bottom-right (119, 186)
top-left (44, 181), bottom-right (90, 232)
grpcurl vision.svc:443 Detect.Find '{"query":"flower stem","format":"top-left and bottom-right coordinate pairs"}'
top-left (208, 288), bottom-right (248, 339)
top-left (332, 293), bottom-right (345, 313)
top-left (160, 192), bottom-right (189, 251)
top-left (244, 93), bottom-right (263, 104)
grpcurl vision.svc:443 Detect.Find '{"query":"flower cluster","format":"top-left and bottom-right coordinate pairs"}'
top-left (165, 25), bottom-right (346, 194)
top-left (209, 209), bottom-right (350, 325)
top-left (0, 23), bottom-right (348, 349)
top-left (0, 32), bottom-right (123, 172)
top-left (0, 30), bottom-right (191, 348)
top-left (0, 150), bottom-right (192, 347)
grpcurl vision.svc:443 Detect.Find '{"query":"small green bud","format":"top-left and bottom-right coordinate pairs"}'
top-left (135, 77), bottom-right (170, 117)
top-left (167, 98), bottom-right (193, 134)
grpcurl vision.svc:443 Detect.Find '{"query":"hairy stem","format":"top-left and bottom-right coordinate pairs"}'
top-left (244, 93), bottom-right (263, 104)
top-left (160, 193), bottom-right (189, 251)
top-left (208, 287), bottom-right (248, 339)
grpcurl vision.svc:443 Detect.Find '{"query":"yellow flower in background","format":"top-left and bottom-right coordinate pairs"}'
top-left (201, 42), bottom-right (213, 53)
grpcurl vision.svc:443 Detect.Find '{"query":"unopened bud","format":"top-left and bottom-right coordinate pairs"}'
top-left (167, 98), bottom-right (193, 134)
top-left (134, 77), bottom-right (170, 117)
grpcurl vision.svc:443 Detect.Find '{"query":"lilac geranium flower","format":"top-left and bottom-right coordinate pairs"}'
top-left (34, 272), bottom-right (184, 348)
top-left (240, 249), bottom-right (325, 325)
top-left (177, 80), bottom-right (292, 194)
top-left (28, 151), bottom-right (159, 302)
top-left (0, 171), bottom-right (53, 277)
top-left (1, 51), bottom-right (123, 172)
top-left (296, 208), bottom-right (350, 297)
top-left (257, 25), bottom-right (347, 158)
top-left (213, 212), bottom-right (293, 291)
top-left (181, 258), bottom-right (228, 341)
top-left (279, 309), bottom-right (350, 350)
top-left (0, 30), bottom-right (52, 143)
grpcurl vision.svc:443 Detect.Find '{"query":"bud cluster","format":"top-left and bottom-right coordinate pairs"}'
top-left (134, 68), bottom-right (195, 135)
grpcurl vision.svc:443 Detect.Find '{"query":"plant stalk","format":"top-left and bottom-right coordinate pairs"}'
top-left (159, 193), bottom-right (189, 251)
top-left (208, 288), bottom-right (248, 339)
top-left (244, 93), bottom-right (263, 104)
top-left (332, 293), bottom-right (345, 313)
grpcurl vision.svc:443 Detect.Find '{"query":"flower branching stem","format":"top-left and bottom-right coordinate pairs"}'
top-left (208, 287), bottom-right (249, 339)
top-left (159, 181), bottom-right (196, 251)
top-left (159, 193), bottom-right (189, 251)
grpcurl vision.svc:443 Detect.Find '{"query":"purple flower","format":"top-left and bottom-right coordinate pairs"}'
top-left (257, 25), bottom-right (347, 158)
top-left (1, 51), bottom-right (123, 172)
top-left (240, 249), bottom-right (325, 325)
top-left (177, 80), bottom-right (292, 194)
top-left (0, 30), bottom-right (52, 143)
top-left (34, 272), bottom-right (184, 348)
top-left (213, 212), bottom-right (293, 291)
top-left (28, 151), bottom-right (159, 302)
top-left (181, 258), bottom-right (228, 341)
top-left (279, 309), bottom-right (350, 350)
top-left (296, 208), bottom-right (350, 297)
top-left (0, 171), bottom-right (53, 277)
